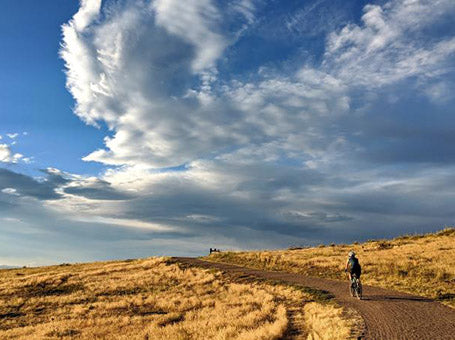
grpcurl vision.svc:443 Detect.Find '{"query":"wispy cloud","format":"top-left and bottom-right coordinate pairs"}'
top-left (6, 133), bottom-right (19, 139)
top-left (324, 0), bottom-right (455, 90)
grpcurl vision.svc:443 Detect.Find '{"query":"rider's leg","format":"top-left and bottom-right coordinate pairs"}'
top-left (348, 273), bottom-right (354, 296)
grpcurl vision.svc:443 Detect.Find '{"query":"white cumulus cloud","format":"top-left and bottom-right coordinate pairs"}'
top-left (0, 144), bottom-right (23, 163)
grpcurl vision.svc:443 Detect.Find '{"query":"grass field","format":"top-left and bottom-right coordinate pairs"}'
top-left (0, 257), bottom-right (353, 339)
top-left (207, 228), bottom-right (455, 308)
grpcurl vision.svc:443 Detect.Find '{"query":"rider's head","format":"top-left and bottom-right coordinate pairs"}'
top-left (348, 251), bottom-right (356, 258)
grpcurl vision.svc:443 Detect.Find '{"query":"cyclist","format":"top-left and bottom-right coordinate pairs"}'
top-left (345, 251), bottom-right (361, 294)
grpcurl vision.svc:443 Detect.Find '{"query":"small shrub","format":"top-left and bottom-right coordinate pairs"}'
top-left (46, 329), bottom-right (80, 337)
top-left (397, 270), bottom-right (408, 277)
top-left (437, 293), bottom-right (455, 301)
top-left (376, 241), bottom-right (393, 250)
top-left (157, 312), bottom-right (184, 327)
top-left (436, 228), bottom-right (455, 237)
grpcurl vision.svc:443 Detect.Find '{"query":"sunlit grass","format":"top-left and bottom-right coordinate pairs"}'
top-left (0, 257), bottom-right (353, 339)
top-left (207, 228), bottom-right (455, 308)
top-left (304, 303), bottom-right (354, 340)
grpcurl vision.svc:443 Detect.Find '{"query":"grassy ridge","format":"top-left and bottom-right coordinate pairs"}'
top-left (0, 257), bottom-right (353, 339)
top-left (207, 228), bottom-right (455, 308)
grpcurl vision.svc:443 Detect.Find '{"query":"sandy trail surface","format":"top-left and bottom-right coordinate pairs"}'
top-left (173, 257), bottom-right (455, 340)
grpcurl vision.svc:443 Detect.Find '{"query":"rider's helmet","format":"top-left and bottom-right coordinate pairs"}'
top-left (348, 251), bottom-right (356, 258)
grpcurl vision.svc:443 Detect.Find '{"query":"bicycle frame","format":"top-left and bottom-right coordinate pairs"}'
top-left (348, 273), bottom-right (362, 299)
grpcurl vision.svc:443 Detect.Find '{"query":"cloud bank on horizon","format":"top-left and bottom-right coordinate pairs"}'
top-left (1, 0), bottom-right (455, 265)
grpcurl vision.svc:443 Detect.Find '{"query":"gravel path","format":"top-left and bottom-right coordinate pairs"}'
top-left (173, 257), bottom-right (455, 340)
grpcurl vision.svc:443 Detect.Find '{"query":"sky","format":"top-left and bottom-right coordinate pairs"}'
top-left (1, 0), bottom-right (455, 266)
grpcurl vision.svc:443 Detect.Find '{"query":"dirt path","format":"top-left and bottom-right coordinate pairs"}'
top-left (173, 257), bottom-right (455, 340)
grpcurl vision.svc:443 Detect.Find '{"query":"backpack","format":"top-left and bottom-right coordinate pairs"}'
top-left (348, 257), bottom-right (361, 274)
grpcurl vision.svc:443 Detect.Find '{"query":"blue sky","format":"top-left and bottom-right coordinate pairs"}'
top-left (1, 0), bottom-right (455, 266)
top-left (0, 0), bottom-right (107, 174)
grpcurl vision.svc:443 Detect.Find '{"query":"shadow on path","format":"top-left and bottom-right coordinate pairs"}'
top-left (360, 295), bottom-right (434, 303)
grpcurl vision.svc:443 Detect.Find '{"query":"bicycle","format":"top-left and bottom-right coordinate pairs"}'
top-left (349, 273), bottom-right (362, 300)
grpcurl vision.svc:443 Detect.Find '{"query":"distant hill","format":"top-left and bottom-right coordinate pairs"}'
top-left (0, 265), bottom-right (18, 269)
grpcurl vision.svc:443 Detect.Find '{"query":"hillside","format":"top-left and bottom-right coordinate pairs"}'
top-left (0, 257), bottom-right (353, 339)
top-left (207, 228), bottom-right (455, 308)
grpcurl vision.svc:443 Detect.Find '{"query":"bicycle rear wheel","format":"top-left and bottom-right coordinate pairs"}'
top-left (356, 280), bottom-right (362, 300)
top-left (350, 284), bottom-right (355, 297)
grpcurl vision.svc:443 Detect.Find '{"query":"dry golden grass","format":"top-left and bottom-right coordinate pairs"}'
top-left (208, 228), bottom-right (455, 308)
top-left (303, 303), bottom-right (353, 340)
top-left (0, 257), bottom-right (353, 339)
